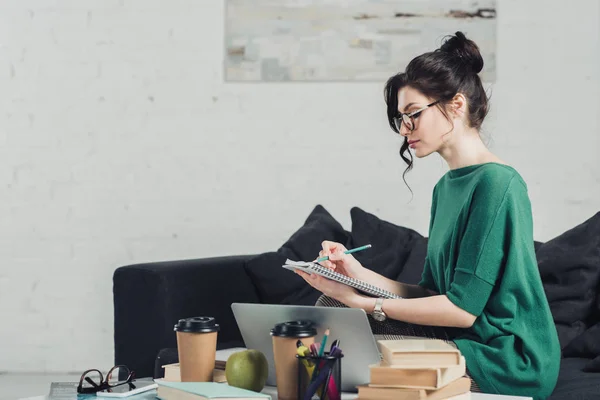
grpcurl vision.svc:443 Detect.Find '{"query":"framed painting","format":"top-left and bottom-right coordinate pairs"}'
top-left (225, 0), bottom-right (496, 82)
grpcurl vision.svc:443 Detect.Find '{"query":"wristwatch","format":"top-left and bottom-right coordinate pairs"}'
top-left (372, 298), bottom-right (387, 322)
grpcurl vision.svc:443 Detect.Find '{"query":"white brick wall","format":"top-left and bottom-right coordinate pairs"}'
top-left (0, 0), bottom-right (598, 372)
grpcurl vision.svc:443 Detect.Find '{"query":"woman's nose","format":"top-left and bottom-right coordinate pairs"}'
top-left (399, 123), bottom-right (411, 137)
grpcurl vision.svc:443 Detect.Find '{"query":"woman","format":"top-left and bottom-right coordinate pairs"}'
top-left (295, 32), bottom-right (560, 399)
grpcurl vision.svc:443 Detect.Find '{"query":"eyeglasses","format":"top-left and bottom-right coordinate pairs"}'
top-left (393, 100), bottom-right (441, 133)
top-left (77, 365), bottom-right (135, 394)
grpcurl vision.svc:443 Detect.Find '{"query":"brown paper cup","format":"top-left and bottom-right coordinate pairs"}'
top-left (176, 330), bottom-right (218, 382)
top-left (272, 335), bottom-right (315, 400)
top-left (174, 316), bottom-right (220, 382)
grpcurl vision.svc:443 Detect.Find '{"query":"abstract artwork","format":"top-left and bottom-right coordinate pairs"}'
top-left (225, 0), bottom-right (496, 82)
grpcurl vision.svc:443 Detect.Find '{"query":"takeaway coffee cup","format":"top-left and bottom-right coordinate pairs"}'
top-left (271, 320), bottom-right (317, 400)
top-left (174, 316), bottom-right (220, 382)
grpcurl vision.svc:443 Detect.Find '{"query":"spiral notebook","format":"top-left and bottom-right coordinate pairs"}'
top-left (283, 260), bottom-right (403, 299)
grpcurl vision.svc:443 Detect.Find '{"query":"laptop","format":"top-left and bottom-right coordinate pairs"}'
top-left (231, 303), bottom-right (382, 392)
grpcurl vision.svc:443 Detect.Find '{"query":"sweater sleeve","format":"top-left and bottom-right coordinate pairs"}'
top-left (446, 176), bottom-right (520, 317)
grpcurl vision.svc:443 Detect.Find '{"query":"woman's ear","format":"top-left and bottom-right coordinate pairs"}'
top-left (450, 93), bottom-right (468, 119)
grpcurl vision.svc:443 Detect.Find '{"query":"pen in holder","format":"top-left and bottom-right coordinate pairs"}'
top-left (296, 352), bottom-right (343, 400)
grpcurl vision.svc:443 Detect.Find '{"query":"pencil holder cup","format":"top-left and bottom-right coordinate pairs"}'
top-left (296, 353), bottom-right (343, 400)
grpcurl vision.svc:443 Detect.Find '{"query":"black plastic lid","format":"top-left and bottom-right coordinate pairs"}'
top-left (174, 316), bottom-right (220, 333)
top-left (270, 320), bottom-right (317, 338)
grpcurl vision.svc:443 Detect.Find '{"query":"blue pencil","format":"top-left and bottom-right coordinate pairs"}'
top-left (316, 244), bottom-right (371, 263)
top-left (318, 328), bottom-right (330, 357)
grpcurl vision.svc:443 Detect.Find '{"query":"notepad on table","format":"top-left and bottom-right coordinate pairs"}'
top-left (154, 381), bottom-right (271, 400)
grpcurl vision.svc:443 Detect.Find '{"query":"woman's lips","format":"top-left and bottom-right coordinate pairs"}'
top-left (408, 140), bottom-right (420, 148)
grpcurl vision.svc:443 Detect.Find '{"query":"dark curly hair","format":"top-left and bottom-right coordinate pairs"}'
top-left (384, 31), bottom-right (490, 190)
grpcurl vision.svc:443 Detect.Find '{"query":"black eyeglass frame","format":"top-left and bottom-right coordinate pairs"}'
top-left (76, 364), bottom-right (136, 394)
top-left (393, 100), bottom-right (441, 133)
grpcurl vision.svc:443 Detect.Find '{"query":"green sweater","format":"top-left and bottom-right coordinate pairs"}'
top-left (419, 162), bottom-right (560, 399)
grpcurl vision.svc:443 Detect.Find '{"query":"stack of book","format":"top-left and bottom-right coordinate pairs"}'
top-left (162, 347), bottom-right (247, 383)
top-left (357, 339), bottom-right (472, 400)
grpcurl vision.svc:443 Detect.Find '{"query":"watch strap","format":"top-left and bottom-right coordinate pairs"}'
top-left (374, 297), bottom-right (384, 312)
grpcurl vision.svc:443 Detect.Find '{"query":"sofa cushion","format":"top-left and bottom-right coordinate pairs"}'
top-left (396, 237), bottom-right (428, 285)
top-left (349, 207), bottom-right (426, 281)
top-left (548, 357), bottom-right (600, 400)
top-left (244, 205), bottom-right (351, 305)
top-left (535, 212), bottom-right (600, 373)
top-left (536, 212), bottom-right (600, 348)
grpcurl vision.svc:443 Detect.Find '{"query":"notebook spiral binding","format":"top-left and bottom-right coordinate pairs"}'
top-left (283, 260), bottom-right (403, 300)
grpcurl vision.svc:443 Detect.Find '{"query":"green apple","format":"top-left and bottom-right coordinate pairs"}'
top-left (225, 349), bottom-right (269, 392)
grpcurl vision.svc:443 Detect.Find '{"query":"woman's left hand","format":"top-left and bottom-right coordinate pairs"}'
top-left (295, 270), bottom-right (358, 305)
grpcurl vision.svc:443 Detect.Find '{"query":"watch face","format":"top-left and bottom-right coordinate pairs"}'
top-left (373, 312), bottom-right (386, 322)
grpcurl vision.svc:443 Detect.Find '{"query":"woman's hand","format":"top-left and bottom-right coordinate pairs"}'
top-left (295, 269), bottom-right (358, 305)
top-left (316, 241), bottom-right (366, 279)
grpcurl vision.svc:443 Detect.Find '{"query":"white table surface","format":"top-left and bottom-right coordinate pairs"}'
top-left (260, 385), bottom-right (533, 400)
top-left (23, 384), bottom-right (533, 400)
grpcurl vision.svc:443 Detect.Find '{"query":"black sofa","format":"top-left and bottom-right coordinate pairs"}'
top-left (113, 205), bottom-right (600, 399)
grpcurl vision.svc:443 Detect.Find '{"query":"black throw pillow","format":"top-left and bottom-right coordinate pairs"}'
top-left (536, 212), bottom-right (600, 353)
top-left (397, 237), bottom-right (428, 285)
top-left (562, 321), bottom-right (600, 372)
top-left (244, 205), bottom-right (352, 305)
top-left (349, 207), bottom-right (425, 281)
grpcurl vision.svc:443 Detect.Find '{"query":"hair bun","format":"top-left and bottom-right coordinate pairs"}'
top-left (439, 31), bottom-right (484, 74)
